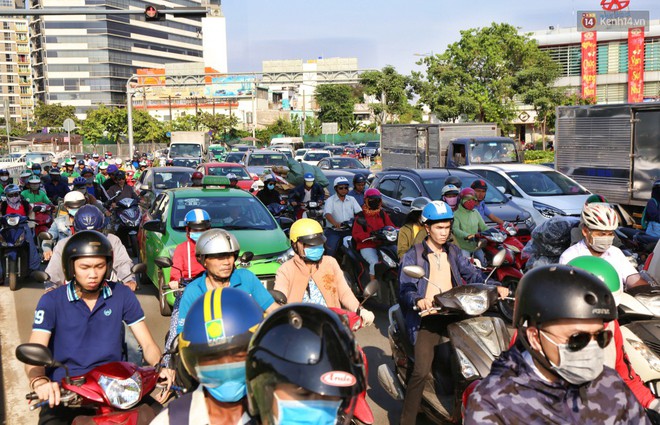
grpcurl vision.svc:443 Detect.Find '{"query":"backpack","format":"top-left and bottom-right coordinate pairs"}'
top-left (641, 198), bottom-right (658, 230)
top-left (355, 210), bottom-right (386, 232)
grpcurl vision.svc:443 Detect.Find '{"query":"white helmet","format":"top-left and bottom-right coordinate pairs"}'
top-left (581, 203), bottom-right (619, 231)
top-left (63, 190), bottom-right (86, 212)
top-left (115, 158), bottom-right (123, 165)
top-left (333, 176), bottom-right (349, 188)
top-left (195, 229), bottom-right (240, 262)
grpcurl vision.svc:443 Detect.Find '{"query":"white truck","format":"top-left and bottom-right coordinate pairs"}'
top-left (168, 131), bottom-right (211, 166)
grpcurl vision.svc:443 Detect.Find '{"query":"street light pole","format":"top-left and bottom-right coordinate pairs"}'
top-left (126, 76), bottom-right (135, 156)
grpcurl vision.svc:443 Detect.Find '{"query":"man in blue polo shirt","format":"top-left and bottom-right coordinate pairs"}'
top-left (471, 179), bottom-right (504, 225)
top-left (175, 228), bottom-right (277, 334)
top-left (25, 231), bottom-right (173, 425)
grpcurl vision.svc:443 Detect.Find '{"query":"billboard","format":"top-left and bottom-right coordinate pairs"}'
top-left (204, 76), bottom-right (255, 98)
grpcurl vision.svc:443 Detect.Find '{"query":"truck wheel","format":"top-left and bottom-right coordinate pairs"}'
top-left (8, 260), bottom-right (17, 291)
top-left (158, 272), bottom-right (172, 316)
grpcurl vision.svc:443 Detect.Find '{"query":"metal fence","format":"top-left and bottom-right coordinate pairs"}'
top-left (80, 143), bottom-right (169, 158)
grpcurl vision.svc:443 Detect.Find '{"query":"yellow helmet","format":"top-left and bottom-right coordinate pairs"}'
top-left (289, 218), bottom-right (326, 245)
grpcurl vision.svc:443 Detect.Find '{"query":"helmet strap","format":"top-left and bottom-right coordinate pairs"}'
top-left (74, 278), bottom-right (103, 296)
top-left (518, 326), bottom-right (561, 379)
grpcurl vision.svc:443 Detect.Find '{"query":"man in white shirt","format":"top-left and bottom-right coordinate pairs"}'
top-left (559, 203), bottom-right (648, 288)
top-left (323, 176), bottom-right (361, 257)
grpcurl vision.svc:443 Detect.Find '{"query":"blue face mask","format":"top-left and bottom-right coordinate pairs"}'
top-left (33, 170), bottom-right (40, 175)
top-left (189, 231), bottom-right (203, 242)
top-left (274, 396), bottom-right (341, 425)
top-left (304, 245), bottom-right (324, 261)
top-left (196, 361), bottom-right (247, 402)
top-left (267, 183), bottom-right (275, 190)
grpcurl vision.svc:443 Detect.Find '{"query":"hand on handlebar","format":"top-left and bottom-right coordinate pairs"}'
top-left (416, 298), bottom-right (433, 311)
top-left (33, 380), bottom-right (61, 408)
top-left (496, 286), bottom-right (510, 299)
top-left (155, 368), bottom-right (175, 404)
top-left (168, 280), bottom-right (179, 290)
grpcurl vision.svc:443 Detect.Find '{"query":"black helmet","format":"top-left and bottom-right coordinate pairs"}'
top-left (353, 174), bottom-right (367, 184)
top-left (246, 304), bottom-right (365, 422)
top-left (0, 169), bottom-right (8, 176)
top-left (513, 264), bottom-right (617, 328)
top-left (73, 205), bottom-right (105, 232)
top-left (115, 171), bottom-right (126, 180)
top-left (49, 167), bottom-right (61, 176)
top-left (444, 175), bottom-right (462, 188)
top-left (31, 163), bottom-right (41, 171)
top-left (61, 231), bottom-right (114, 281)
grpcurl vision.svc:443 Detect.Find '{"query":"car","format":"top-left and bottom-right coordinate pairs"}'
top-left (294, 148), bottom-right (308, 162)
top-left (301, 149), bottom-right (331, 166)
top-left (325, 146), bottom-right (345, 156)
top-left (361, 140), bottom-right (381, 157)
top-left (461, 163), bottom-right (591, 225)
top-left (371, 168), bottom-right (535, 232)
top-left (138, 175), bottom-right (293, 315)
top-left (196, 162), bottom-right (256, 191)
top-left (208, 144), bottom-right (227, 161)
top-left (304, 142), bottom-right (329, 149)
top-left (224, 151), bottom-right (246, 164)
top-left (134, 166), bottom-right (195, 200)
top-left (230, 144), bottom-right (253, 153)
top-left (342, 147), bottom-right (359, 158)
top-left (170, 157), bottom-right (201, 168)
top-left (242, 149), bottom-right (288, 175)
top-left (271, 146), bottom-right (294, 159)
top-left (317, 157), bottom-right (372, 181)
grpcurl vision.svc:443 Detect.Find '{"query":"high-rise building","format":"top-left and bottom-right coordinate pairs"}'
top-left (0, 2), bottom-right (33, 125)
top-left (29, 0), bottom-right (206, 118)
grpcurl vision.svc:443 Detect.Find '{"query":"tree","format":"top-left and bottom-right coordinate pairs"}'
top-left (198, 112), bottom-right (239, 142)
top-left (34, 101), bottom-right (77, 130)
top-left (133, 110), bottom-right (167, 144)
top-left (314, 84), bottom-right (357, 131)
top-left (411, 23), bottom-right (561, 132)
top-left (360, 66), bottom-right (412, 125)
top-left (80, 105), bottom-right (126, 146)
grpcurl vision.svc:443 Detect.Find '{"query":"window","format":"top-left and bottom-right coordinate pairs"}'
top-left (541, 45), bottom-right (581, 77)
top-left (478, 170), bottom-right (520, 198)
top-left (646, 38), bottom-right (660, 72)
top-left (377, 177), bottom-right (398, 198)
top-left (398, 177), bottom-right (421, 199)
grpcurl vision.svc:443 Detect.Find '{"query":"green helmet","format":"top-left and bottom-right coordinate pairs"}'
top-left (567, 256), bottom-right (622, 303)
top-left (98, 161), bottom-right (109, 170)
top-left (585, 194), bottom-right (609, 205)
top-left (26, 161), bottom-right (33, 168)
top-left (64, 158), bottom-right (75, 166)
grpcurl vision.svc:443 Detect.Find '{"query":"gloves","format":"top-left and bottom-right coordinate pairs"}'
top-left (359, 308), bottom-right (375, 327)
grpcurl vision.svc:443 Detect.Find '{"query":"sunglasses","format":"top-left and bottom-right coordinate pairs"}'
top-left (6, 193), bottom-right (19, 198)
top-left (542, 329), bottom-right (613, 352)
top-left (336, 186), bottom-right (349, 190)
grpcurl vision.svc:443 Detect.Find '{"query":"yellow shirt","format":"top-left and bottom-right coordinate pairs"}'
top-left (426, 249), bottom-right (452, 300)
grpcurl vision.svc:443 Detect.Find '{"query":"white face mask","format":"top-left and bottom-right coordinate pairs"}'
top-left (540, 331), bottom-right (605, 385)
top-left (589, 235), bottom-right (614, 253)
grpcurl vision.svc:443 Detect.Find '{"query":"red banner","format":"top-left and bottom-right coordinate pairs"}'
top-left (581, 31), bottom-right (597, 101)
top-left (628, 27), bottom-right (645, 103)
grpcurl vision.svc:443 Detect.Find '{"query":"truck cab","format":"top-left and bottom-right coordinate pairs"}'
top-left (446, 137), bottom-right (523, 167)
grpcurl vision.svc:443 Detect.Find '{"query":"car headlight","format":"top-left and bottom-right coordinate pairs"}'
top-left (381, 252), bottom-right (397, 268)
top-left (277, 248), bottom-right (295, 264)
top-left (98, 372), bottom-right (142, 409)
top-left (627, 339), bottom-right (660, 372)
top-left (635, 295), bottom-right (660, 317)
top-left (455, 348), bottom-right (478, 379)
top-left (456, 291), bottom-right (489, 316)
top-left (532, 201), bottom-right (565, 219)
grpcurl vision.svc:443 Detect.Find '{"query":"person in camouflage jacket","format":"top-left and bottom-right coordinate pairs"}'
top-left (465, 265), bottom-right (650, 425)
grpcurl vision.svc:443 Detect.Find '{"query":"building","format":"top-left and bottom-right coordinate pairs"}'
top-left (0, 3), bottom-right (33, 125)
top-left (29, 0), bottom-right (208, 118)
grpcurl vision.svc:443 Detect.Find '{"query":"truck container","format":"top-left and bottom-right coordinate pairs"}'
top-left (168, 131), bottom-right (211, 165)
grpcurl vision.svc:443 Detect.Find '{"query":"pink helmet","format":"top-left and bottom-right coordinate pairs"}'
top-left (365, 188), bottom-right (381, 198)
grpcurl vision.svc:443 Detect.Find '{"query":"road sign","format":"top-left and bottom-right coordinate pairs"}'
top-left (322, 122), bottom-right (338, 135)
top-left (63, 118), bottom-right (75, 132)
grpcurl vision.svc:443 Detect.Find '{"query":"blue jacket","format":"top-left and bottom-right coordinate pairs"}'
top-left (399, 239), bottom-right (495, 344)
top-left (290, 183), bottom-right (325, 205)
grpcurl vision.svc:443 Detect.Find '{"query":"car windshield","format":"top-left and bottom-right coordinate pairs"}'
top-left (295, 149), bottom-right (308, 156)
top-left (171, 158), bottom-right (200, 167)
top-left (469, 140), bottom-right (517, 163)
top-left (247, 153), bottom-right (287, 166)
top-left (507, 170), bottom-right (588, 196)
top-left (171, 195), bottom-right (277, 230)
top-left (305, 152), bottom-right (329, 160)
top-left (327, 158), bottom-right (365, 169)
top-left (225, 152), bottom-right (245, 163)
top-left (210, 148), bottom-right (225, 155)
top-left (153, 171), bottom-right (192, 189)
top-left (365, 141), bottom-right (380, 147)
top-left (422, 176), bottom-right (509, 204)
top-left (169, 143), bottom-right (201, 158)
top-left (207, 166), bottom-right (251, 180)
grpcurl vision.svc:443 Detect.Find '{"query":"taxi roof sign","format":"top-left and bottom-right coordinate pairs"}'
top-left (202, 175), bottom-right (230, 188)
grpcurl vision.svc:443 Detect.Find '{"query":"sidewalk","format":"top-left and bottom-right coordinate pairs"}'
top-left (0, 287), bottom-right (31, 425)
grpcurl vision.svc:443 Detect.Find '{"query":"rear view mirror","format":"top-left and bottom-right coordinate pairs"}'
top-left (38, 232), bottom-right (52, 241)
top-left (403, 265), bottom-right (426, 279)
top-left (240, 251), bottom-right (254, 263)
top-left (143, 219), bottom-right (165, 233)
top-left (401, 197), bottom-right (414, 208)
top-left (154, 257), bottom-right (173, 269)
top-left (16, 343), bottom-right (55, 367)
top-left (362, 280), bottom-right (380, 299)
top-left (131, 263), bottom-right (147, 274)
top-left (492, 249), bottom-right (506, 267)
top-left (269, 289), bottom-right (288, 305)
top-left (30, 270), bottom-right (50, 283)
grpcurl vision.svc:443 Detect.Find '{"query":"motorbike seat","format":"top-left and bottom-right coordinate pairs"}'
top-left (390, 305), bottom-right (415, 359)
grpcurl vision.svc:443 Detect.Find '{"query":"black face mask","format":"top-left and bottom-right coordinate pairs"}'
top-left (367, 198), bottom-right (381, 209)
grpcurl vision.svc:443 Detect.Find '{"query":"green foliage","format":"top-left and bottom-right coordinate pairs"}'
top-left (523, 150), bottom-right (555, 164)
top-left (411, 23), bottom-right (562, 132)
top-left (360, 66), bottom-right (412, 124)
top-left (80, 105), bottom-right (126, 145)
top-left (9, 121), bottom-right (27, 138)
top-left (34, 101), bottom-right (77, 130)
top-left (133, 110), bottom-right (167, 144)
top-left (315, 84), bottom-right (357, 131)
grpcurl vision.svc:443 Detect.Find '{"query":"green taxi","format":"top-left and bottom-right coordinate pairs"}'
top-left (209, 144), bottom-right (227, 161)
top-left (138, 176), bottom-right (293, 315)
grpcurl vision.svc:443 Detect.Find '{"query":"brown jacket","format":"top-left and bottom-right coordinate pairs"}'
top-left (274, 254), bottom-right (360, 312)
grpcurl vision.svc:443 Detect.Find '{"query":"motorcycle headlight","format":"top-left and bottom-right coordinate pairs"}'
top-left (456, 291), bottom-right (489, 316)
top-left (16, 233), bottom-right (25, 245)
top-left (503, 243), bottom-right (520, 253)
top-left (381, 252), bottom-right (397, 268)
top-left (627, 339), bottom-right (660, 372)
top-left (384, 229), bottom-right (398, 242)
top-left (98, 372), bottom-right (142, 409)
top-left (490, 233), bottom-right (506, 243)
top-left (308, 201), bottom-right (318, 208)
top-left (455, 348), bottom-right (478, 379)
top-left (635, 295), bottom-right (660, 317)
top-left (532, 201), bottom-right (565, 219)
top-left (277, 248), bottom-right (295, 264)
top-left (7, 216), bottom-right (19, 226)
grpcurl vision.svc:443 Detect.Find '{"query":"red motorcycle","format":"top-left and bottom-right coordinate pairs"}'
top-left (17, 343), bottom-right (160, 424)
top-left (33, 202), bottom-right (54, 238)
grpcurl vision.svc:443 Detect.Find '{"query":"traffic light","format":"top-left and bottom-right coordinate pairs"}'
top-left (144, 5), bottom-right (161, 21)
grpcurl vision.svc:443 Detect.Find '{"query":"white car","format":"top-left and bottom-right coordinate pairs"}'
top-left (294, 148), bottom-right (309, 162)
top-left (300, 150), bottom-right (331, 166)
top-left (461, 163), bottom-right (591, 225)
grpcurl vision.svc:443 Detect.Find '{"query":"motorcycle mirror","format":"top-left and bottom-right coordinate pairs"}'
top-left (403, 265), bottom-right (426, 279)
top-left (38, 232), bottom-right (53, 241)
top-left (240, 251), bottom-right (254, 263)
top-left (154, 257), bottom-right (173, 269)
top-left (131, 263), bottom-right (147, 274)
top-left (278, 217), bottom-right (294, 230)
top-left (269, 289), bottom-right (288, 305)
top-left (140, 184), bottom-right (149, 192)
top-left (477, 239), bottom-right (488, 250)
top-left (362, 279), bottom-right (380, 299)
top-left (30, 270), bottom-right (50, 283)
top-left (16, 343), bottom-right (56, 367)
top-left (492, 249), bottom-right (506, 268)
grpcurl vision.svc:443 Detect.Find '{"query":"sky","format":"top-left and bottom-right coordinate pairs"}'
top-left (220, 0), bottom-right (660, 75)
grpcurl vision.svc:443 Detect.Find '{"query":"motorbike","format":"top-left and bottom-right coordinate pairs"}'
top-left (33, 202), bottom-right (54, 239)
top-left (616, 227), bottom-right (658, 268)
top-left (377, 256), bottom-right (512, 424)
top-left (112, 198), bottom-right (142, 258)
top-left (0, 214), bottom-right (32, 291)
top-left (338, 225), bottom-right (399, 306)
top-left (266, 202), bottom-right (294, 236)
top-left (299, 200), bottom-right (325, 225)
top-left (17, 343), bottom-right (161, 424)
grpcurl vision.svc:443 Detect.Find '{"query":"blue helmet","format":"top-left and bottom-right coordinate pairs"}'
top-left (179, 287), bottom-right (264, 402)
top-left (303, 172), bottom-right (314, 182)
top-left (73, 205), bottom-right (105, 231)
top-left (184, 208), bottom-right (211, 231)
top-left (73, 176), bottom-right (87, 188)
top-left (421, 200), bottom-right (453, 223)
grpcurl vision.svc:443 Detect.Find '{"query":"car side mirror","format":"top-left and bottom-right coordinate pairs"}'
top-left (140, 184), bottom-right (149, 192)
top-left (320, 164), bottom-right (330, 170)
top-left (401, 197), bottom-right (414, 208)
top-left (143, 219), bottom-right (165, 233)
top-left (278, 217), bottom-right (294, 230)
top-left (497, 186), bottom-right (506, 194)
